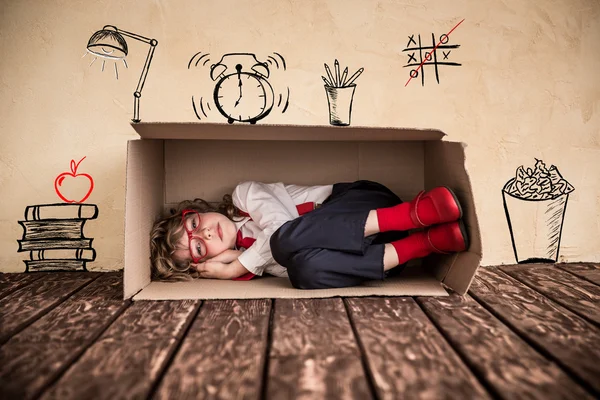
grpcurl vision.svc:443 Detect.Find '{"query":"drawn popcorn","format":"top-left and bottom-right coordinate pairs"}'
top-left (502, 159), bottom-right (574, 263)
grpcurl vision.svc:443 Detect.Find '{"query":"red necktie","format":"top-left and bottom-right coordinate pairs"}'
top-left (236, 230), bottom-right (256, 250)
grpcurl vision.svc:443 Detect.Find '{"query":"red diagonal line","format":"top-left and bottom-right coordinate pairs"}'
top-left (405, 18), bottom-right (465, 87)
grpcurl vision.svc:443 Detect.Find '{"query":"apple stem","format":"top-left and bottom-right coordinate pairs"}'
top-left (72, 156), bottom-right (87, 174)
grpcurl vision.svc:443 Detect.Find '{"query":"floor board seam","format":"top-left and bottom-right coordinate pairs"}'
top-left (342, 297), bottom-right (379, 400)
top-left (498, 267), bottom-right (600, 329)
top-left (259, 299), bottom-right (275, 400)
top-left (0, 274), bottom-right (46, 301)
top-left (554, 264), bottom-right (600, 288)
top-left (467, 279), bottom-right (599, 397)
top-left (414, 296), bottom-right (503, 400)
top-left (0, 274), bottom-right (102, 346)
top-left (145, 300), bottom-right (205, 400)
top-left (32, 299), bottom-right (133, 400)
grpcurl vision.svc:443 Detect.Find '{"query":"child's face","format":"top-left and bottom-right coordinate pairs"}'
top-left (173, 211), bottom-right (237, 264)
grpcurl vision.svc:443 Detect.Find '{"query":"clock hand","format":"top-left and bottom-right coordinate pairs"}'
top-left (234, 85), bottom-right (242, 107)
top-left (235, 65), bottom-right (243, 107)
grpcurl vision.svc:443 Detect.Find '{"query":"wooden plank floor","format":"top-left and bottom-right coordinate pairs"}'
top-left (0, 263), bottom-right (598, 400)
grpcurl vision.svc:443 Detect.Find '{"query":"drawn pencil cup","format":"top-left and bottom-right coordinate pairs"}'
top-left (502, 159), bottom-right (574, 264)
top-left (325, 84), bottom-right (356, 126)
top-left (322, 61), bottom-right (363, 126)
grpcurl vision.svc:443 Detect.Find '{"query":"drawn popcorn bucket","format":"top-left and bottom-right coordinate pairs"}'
top-left (502, 180), bottom-right (571, 264)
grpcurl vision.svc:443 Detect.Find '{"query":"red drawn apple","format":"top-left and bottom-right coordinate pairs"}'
top-left (54, 157), bottom-right (95, 203)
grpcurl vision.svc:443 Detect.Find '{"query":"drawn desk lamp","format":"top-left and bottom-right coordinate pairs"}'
top-left (86, 25), bottom-right (158, 123)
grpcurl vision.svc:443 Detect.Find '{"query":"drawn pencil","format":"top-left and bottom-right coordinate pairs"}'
top-left (345, 67), bottom-right (364, 86)
top-left (334, 59), bottom-right (341, 87)
top-left (322, 76), bottom-right (332, 86)
top-left (340, 67), bottom-right (348, 87)
top-left (324, 63), bottom-right (335, 88)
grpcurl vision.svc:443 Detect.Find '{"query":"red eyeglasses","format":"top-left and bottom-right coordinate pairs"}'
top-left (181, 209), bottom-right (207, 263)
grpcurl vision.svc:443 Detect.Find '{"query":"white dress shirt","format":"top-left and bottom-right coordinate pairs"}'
top-left (231, 181), bottom-right (334, 277)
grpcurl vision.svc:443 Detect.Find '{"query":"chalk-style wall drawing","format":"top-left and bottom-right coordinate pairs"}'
top-left (188, 52), bottom-right (289, 124)
top-left (17, 158), bottom-right (98, 272)
top-left (54, 157), bottom-right (94, 203)
top-left (502, 159), bottom-right (575, 264)
top-left (85, 25), bottom-right (158, 123)
top-left (17, 204), bottom-right (98, 272)
top-left (322, 60), bottom-right (363, 126)
top-left (403, 19), bottom-right (464, 87)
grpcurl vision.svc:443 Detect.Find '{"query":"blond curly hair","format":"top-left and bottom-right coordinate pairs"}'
top-left (149, 194), bottom-right (243, 282)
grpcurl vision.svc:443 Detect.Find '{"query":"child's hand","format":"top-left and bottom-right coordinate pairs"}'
top-left (192, 258), bottom-right (250, 280)
top-left (192, 260), bottom-right (231, 279)
top-left (209, 249), bottom-right (243, 264)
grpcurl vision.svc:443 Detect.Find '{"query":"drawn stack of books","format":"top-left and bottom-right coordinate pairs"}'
top-left (17, 203), bottom-right (98, 272)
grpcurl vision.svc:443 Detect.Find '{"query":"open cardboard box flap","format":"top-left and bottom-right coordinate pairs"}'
top-left (124, 123), bottom-right (482, 300)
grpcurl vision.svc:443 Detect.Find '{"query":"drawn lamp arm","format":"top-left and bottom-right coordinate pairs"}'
top-left (87, 25), bottom-right (158, 123)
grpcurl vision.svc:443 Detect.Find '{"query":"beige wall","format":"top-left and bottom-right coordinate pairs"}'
top-left (1, 0), bottom-right (598, 272)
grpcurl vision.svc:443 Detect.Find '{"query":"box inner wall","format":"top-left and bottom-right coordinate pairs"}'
top-left (164, 140), bottom-right (426, 204)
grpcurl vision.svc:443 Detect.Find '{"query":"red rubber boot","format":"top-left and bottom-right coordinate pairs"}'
top-left (377, 186), bottom-right (463, 232)
top-left (391, 220), bottom-right (469, 265)
top-left (424, 220), bottom-right (469, 254)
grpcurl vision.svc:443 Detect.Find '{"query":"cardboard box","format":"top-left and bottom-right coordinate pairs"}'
top-left (124, 123), bottom-right (482, 300)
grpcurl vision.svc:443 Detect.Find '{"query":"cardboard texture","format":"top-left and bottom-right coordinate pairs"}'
top-left (423, 141), bottom-right (483, 295)
top-left (124, 123), bottom-right (482, 300)
top-left (124, 140), bottom-right (164, 299)
top-left (134, 122), bottom-right (446, 141)
top-left (133, 266), bottom-right (448, 300)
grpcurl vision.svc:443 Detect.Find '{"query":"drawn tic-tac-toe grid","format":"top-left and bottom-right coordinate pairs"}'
top-left (403, 19), bottom-right (464, 87)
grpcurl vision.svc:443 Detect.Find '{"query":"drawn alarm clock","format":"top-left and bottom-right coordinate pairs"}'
top-left (210, 53), bottom-right (275, 124)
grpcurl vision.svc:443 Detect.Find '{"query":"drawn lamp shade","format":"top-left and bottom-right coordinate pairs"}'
top-left (86, 25), bottom-right (158, 123)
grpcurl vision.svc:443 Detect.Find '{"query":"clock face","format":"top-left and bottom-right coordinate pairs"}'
top-left (214, 72), bottom-right (274, 123)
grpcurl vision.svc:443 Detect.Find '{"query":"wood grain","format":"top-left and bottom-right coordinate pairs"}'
top-left (500, 264), bottom-right (600, 325)
top-left (0, 273), bottom-right (125, 400)
top-left (154, 299), bottom-right (271, 400)
top-left (0, 272), bottom-right (97, 344)
top-left (1, 266), bottom-right (599, 400)
top-left (470, 267), bottom-right (600, 395)
top-left (346, 297), bottom-right (491, 400)
top-left (267, 298), bottom-right (371, 400)
top-left (556, 263), bottom-right (600, 286)
top-left (41, 299), bottom-right (199, 400)
top-left (417, 293), bottom-right (594, 400)
top-left (0, 272), bottom-right (45, 299)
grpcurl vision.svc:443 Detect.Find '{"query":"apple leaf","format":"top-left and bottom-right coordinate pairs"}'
top-left (74, 156), bottom-right (87, 174)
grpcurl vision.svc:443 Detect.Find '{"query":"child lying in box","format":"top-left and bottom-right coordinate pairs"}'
top-left (150, 180), bottom-right (469, 289)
